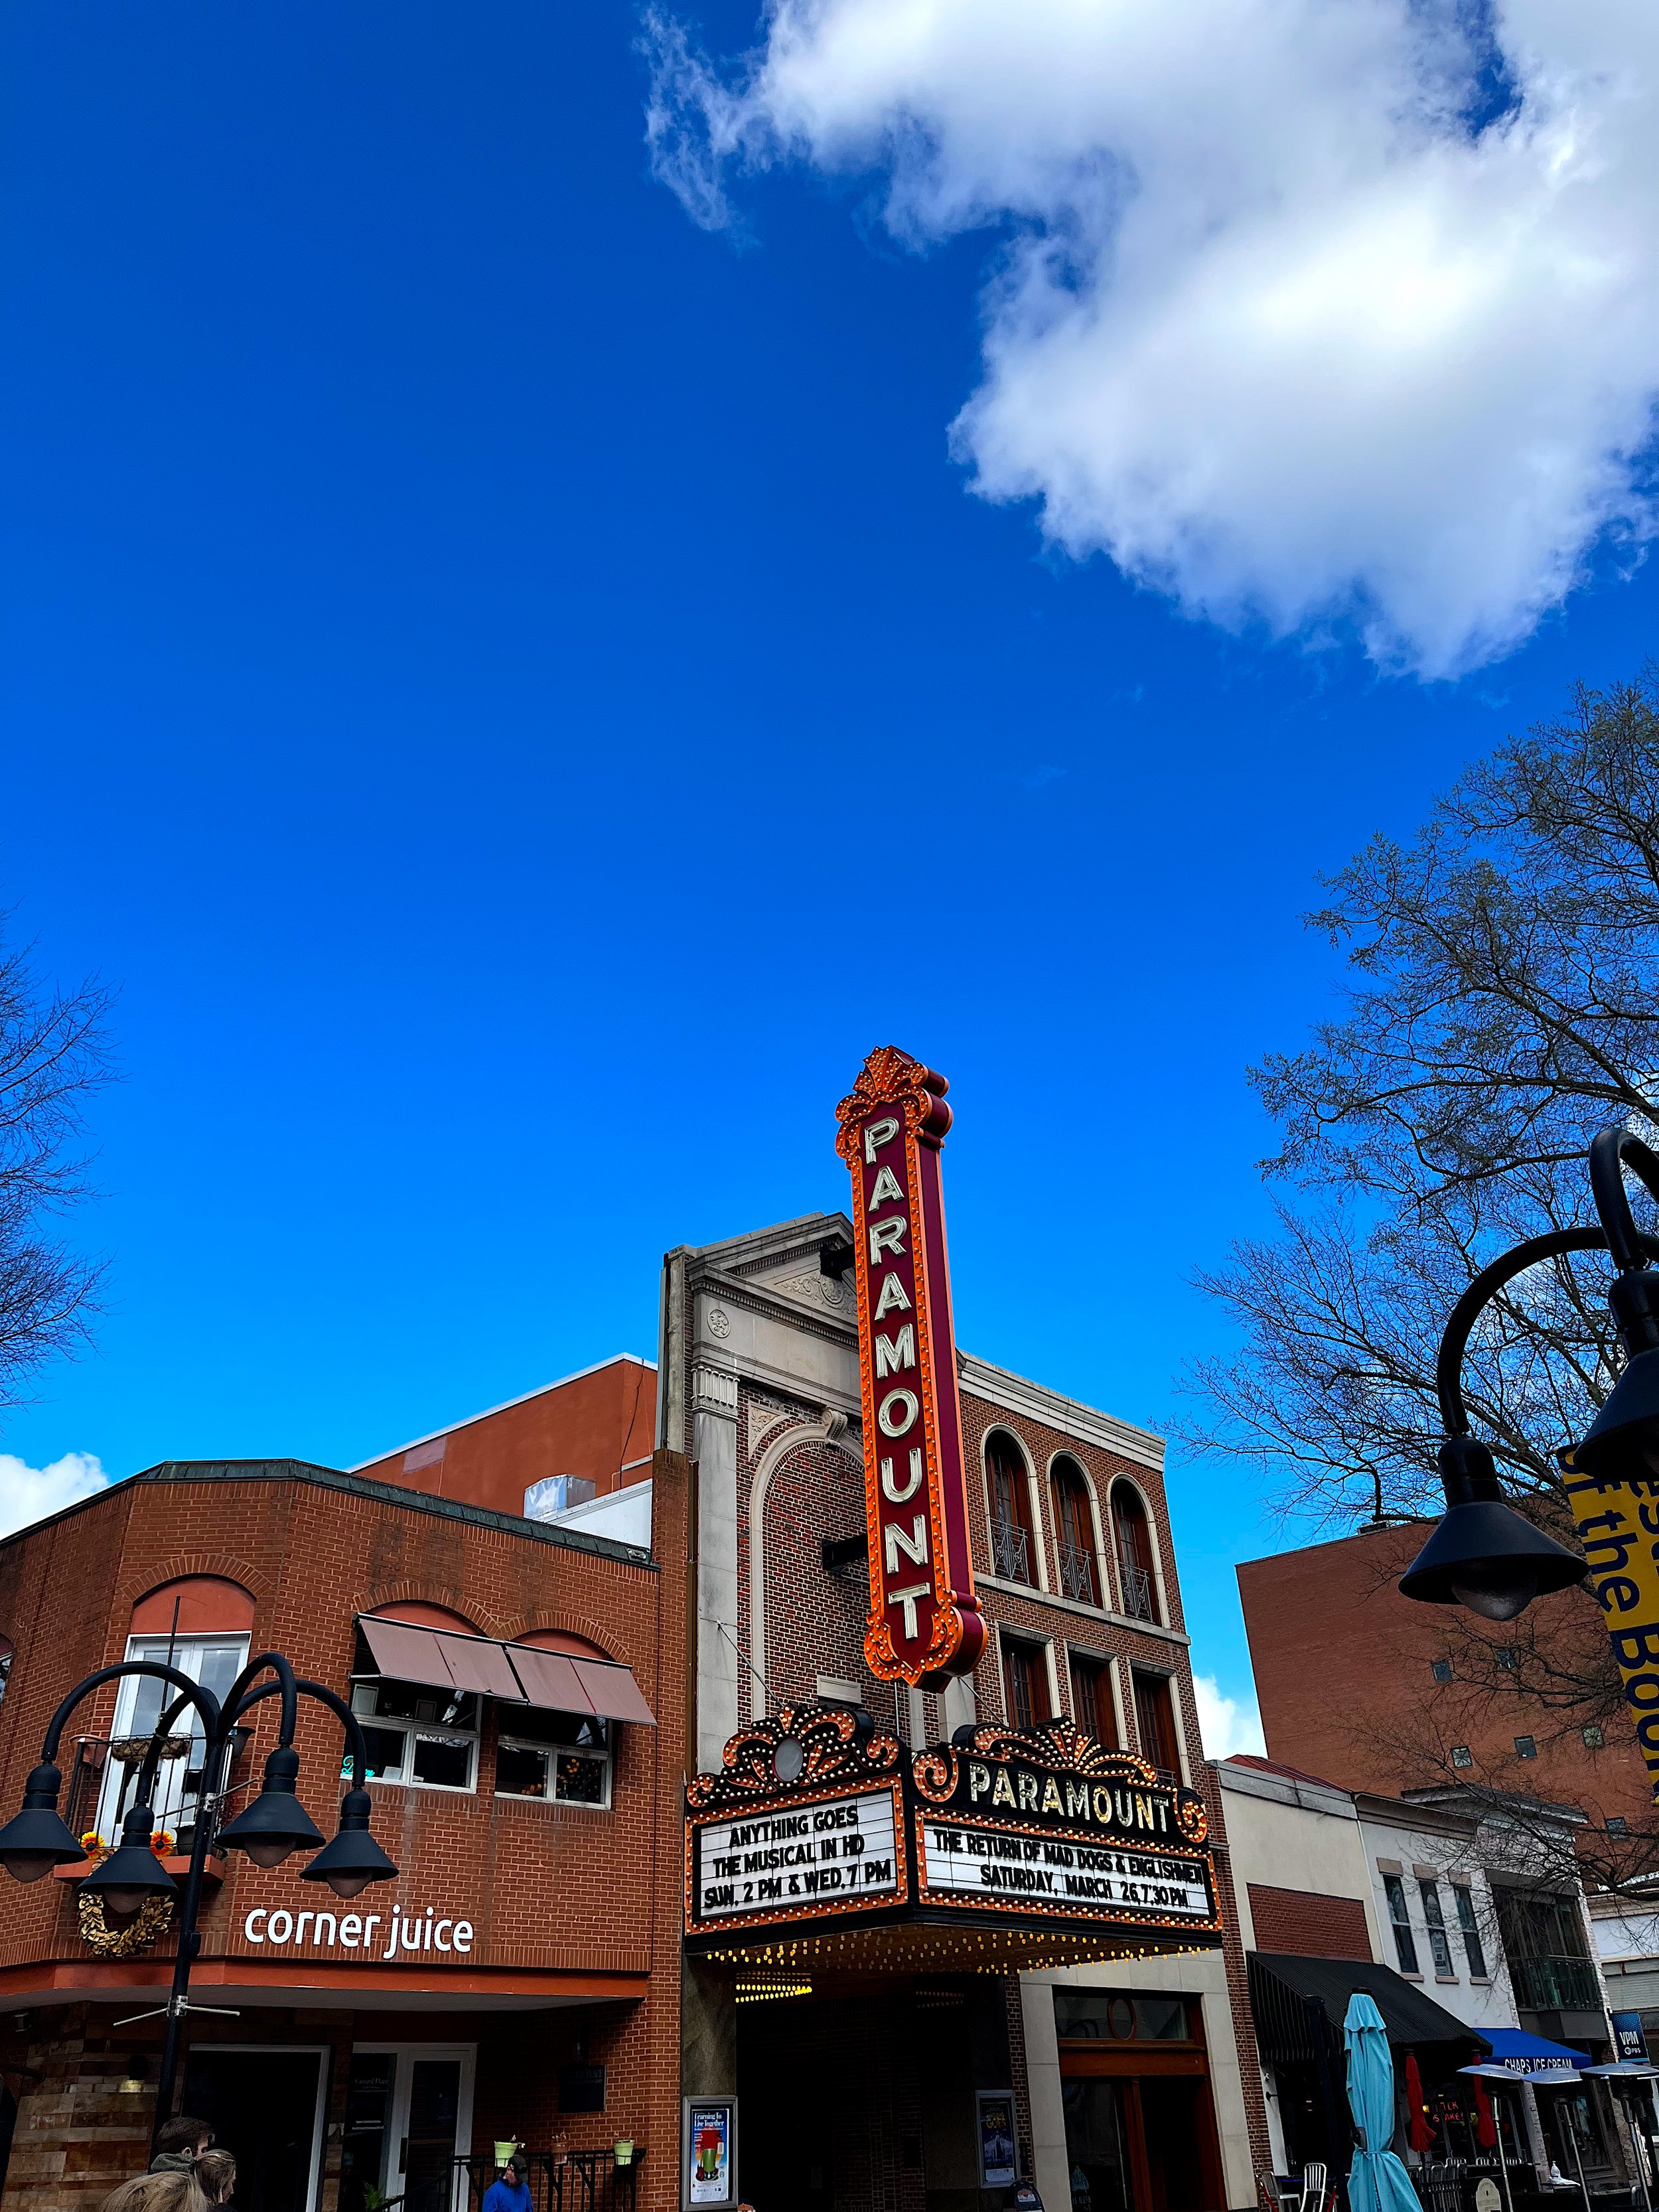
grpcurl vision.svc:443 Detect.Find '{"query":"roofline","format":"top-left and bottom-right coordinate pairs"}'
top-left (0, 1459), bottom-right (658, 1571)
top-left (348, 1352), bottom-right (657, 1471)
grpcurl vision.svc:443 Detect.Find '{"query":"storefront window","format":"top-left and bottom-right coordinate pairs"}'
top-left (349, 1678), bottom-right (480, 1792)
top-left (494, 1706), bottom-right (612, 1806)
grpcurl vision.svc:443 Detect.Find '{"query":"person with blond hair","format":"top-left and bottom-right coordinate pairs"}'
top-left (101, 2168), bottom-right (210, 2212)
top-left (194, 2150), bottom-right (237, 2205)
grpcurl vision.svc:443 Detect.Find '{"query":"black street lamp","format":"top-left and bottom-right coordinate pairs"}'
top-left (1402, 1126), bottom-right (1659, 1619)
top-left (0, 1651), bottom-right (396, 2151)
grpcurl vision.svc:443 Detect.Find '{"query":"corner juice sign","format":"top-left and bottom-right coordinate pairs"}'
top-left (835, 1047), bottom-right (985, 1686)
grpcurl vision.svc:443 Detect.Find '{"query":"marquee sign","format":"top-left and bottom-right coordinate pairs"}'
top-left (835, 1047), bottom-right (985, 1686)
top-left (685, 1710), bottom-right (1222, 1956)
top-left (911, 1722), bottom-right (1216, 1928)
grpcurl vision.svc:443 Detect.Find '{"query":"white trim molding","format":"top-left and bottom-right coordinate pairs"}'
top-left (959, 1353), bottom-right (1164, 1470)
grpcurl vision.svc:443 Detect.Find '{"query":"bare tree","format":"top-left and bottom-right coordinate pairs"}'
top-left (1189, 675), bottom-right (1659, 1878)
top-left (1193, 676), bottom-right (1659, 1523)
top-left (0, 925), bottom-right (114, 1414)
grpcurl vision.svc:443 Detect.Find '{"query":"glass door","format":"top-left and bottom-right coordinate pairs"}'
top-left (344, 2046), bottom-right (474, 2212)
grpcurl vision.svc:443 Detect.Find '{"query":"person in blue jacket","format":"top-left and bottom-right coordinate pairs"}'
top-left (482, 2153), bottom-right (532, 2212)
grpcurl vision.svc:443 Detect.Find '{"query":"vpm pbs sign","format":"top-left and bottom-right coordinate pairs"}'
top-left (836, 1047), bottom-right (986, 1688)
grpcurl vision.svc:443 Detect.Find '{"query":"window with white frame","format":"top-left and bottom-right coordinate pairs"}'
top-left (1419, 1878), bottom-right (1456, 1976)
top-left (348, 1678), bottom-right (480, 1793)
top-left (1453, 1883), bottom-right (1489, 1978)
top-left (494, 1706), bottom-right (613, 1806)
top-left (96, 1633), bottom-right (252, 1848)
top-left (1382, 1873), bottom-right (1419, 1974)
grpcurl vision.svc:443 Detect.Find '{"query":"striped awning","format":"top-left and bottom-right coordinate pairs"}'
top-left (354, 1616), bottom-right (655, 1725)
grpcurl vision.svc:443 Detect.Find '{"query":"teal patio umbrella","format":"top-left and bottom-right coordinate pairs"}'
top-left (1344, 1992), bottom-right (1426, 2212)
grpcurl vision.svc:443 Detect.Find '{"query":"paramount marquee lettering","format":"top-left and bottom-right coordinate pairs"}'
top-left (835, 1047), bottom-right (985, 1686)
top-left (1563, 1458), bottom-right (1659, 1795)
top-left (966, 1762), bottom-right (1177, 1837)
top-left (684, 1710), bottom-right (1224, 1951)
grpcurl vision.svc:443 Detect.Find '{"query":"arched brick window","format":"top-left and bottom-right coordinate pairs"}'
top-left (985, 1432), bottom-right (1035, 1585)
top-left (1050, 1458), bottom-right (1102, 1607)
top-left (95, 1578), bottom-right (257, 1849)
top-left (1110, 1483), bottom-right (1161, 1625)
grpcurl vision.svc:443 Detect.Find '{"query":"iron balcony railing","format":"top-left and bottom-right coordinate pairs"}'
top-left (64, 1734), bottom-right (200, 1850)
top-left (1056, 1543), bottom-right (1098, 1605)
top-left (989, 1518), bottom-right (1031, 1583)
top-left (1118, 1560), bottom-right (1156, 1621)
top-left (453, 2150), bottom-right (643, 2212)
top-left (1506, 1954), bottom-right (1603, 2011)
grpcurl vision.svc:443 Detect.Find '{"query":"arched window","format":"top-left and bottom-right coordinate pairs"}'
top-left (1050, 1458), bottom-right (1102, 1607)
top-left (985, 1432), bottom-right (1035, 1585)
top-left (1111, 1485), bottom-right (1161, 1624)
top-left (94, 1578), bottom-right (256, 1850)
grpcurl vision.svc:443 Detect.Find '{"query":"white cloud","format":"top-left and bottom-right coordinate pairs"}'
top-left (1192, 1671), bottom-right (1266, 1760)
top-left (0, 1451), bottom-right (108, 1540)
top-left (647, 0), bottom-right (1659, 676)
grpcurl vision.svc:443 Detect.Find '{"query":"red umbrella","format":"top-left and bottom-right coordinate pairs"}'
top-left (1474, 2076), bottom-right (1498, 2152)
top-left (1405, 2055), bottom-right (1433, 2153)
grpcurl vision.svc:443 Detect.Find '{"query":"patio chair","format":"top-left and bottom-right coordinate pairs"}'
top-left (1301, 2160), bottom-right (1329, 2212)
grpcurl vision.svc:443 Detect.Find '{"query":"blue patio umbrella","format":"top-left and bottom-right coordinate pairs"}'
top-left (1344, 1993), bottom-right (1425, 2212)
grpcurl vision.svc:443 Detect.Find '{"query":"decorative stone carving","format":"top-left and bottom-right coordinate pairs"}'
top-left (770, 1270), bottom-right (853, 1317)
top-left (691, 1366), bottom-right (739, 1416)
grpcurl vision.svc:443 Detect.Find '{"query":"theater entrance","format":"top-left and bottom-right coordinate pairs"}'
top-left (1056, 1990), bottom-right (1226, 2212)
top-left (735, 1976), bottom-right (1019, 2212)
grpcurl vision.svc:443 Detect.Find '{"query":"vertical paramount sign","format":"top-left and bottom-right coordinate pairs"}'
top-left (835, 1047), bottom-right (986, 1687)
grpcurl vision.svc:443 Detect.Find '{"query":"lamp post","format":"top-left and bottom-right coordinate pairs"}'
top-left (0, 1650), bottom-right (397, 2150)
top-left (1402, 1125), bottom-right (1659, 1623)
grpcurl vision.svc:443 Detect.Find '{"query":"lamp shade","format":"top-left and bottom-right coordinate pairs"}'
top-left (299, 1788), bottom-right (397, 1899)
top-left (1571, 1347), bottom-right (1659, 1486)
top-left (216, 1746), bottom-right (325, 1868)
top-left (1400, 1436), bottom-right (1585, 1621)
top-left (0, 1763), bottom-right (82, 1881)
top-left (79, 1805), bottom-right (177, 1920)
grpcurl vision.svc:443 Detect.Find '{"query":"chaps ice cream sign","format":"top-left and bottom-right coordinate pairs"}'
top-left (244, 1901), bottom-right (475, 1960)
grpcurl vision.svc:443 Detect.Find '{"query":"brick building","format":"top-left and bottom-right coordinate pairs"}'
top-left (0, 1451), bottom-right (687, 2212)
top-left (659, 1209), bottom-right (1271, 2212)
top-left (1237, 1522), bottom-right (1654, 1836)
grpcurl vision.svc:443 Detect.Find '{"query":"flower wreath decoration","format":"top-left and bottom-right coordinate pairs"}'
top-left (74, 1836), bottom-right (177, 1959)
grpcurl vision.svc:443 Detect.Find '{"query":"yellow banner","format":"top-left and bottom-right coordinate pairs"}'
top-left (1562, 1457), bottom-right (1659, 1799)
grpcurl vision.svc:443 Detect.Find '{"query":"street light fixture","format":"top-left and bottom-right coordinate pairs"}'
top-left (1403, 1127), bottom-right (1659, 1621)
top-left (0, 1647), bottom-right (396, 2150)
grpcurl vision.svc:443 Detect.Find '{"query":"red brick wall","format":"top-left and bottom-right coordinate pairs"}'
top-left (352, 1357), bottom-right (658, 1514)
top-left (1246, 1883), bottom-right (1372, 1960)
top-left (1237, 1522), bottom-right (1654, 1828)
top-left (0, 1453), bottom-right (689, 2212)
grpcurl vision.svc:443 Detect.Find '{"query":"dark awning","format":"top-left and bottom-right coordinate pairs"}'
top-left (1249, 1951), bottom-right (1490, 2064)
top-left (354, 1617), bottom-right (655, 1726)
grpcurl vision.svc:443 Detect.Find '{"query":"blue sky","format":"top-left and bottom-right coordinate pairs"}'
top-left (2, 0), bottom-right (1656, 1743)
